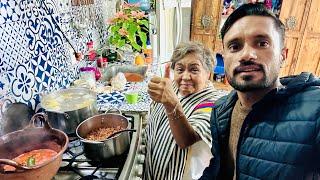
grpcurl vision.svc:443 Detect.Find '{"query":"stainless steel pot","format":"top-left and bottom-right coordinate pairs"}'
top-left (41, 88), bottom-right (98, 134)
top-left (76, 110), bottom-right (133, 161)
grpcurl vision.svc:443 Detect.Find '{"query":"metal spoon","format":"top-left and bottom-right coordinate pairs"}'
top-left (0, 159), bottom-right (33, 172)
top-left (107, 129), bottom-right (136, 139)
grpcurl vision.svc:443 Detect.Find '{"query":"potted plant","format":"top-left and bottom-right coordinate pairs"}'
top-left (107, 3), bottom-right (149, 53)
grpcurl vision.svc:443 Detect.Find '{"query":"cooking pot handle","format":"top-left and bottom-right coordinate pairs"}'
top-left (104, 107), bottom-right (122, 115)
top-left (28, 112), bottom-right (53, 130)
top-left (0, 159), bottom-right (32, 172)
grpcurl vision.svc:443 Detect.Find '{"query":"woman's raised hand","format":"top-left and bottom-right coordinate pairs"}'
top-left (147, 76), bottom-right (178, 107)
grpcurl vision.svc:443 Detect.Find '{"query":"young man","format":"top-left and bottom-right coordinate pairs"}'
top-left (200, 3), bottom-right (320, 180)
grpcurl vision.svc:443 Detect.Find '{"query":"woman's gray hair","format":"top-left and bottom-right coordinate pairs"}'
top-left (170, 41), bottom-right (216, 72)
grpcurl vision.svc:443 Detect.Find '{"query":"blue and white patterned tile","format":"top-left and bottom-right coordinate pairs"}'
top-left (25, 17), bottom-right (49, 57)
top-left (55, 0), bottom-right (71, 14)
top-left (25, 14), bottom-right (64, 57)
top-left (97, 91), bottom-right (125, 105)
top-left (59, 11), bottom-right (72, 32)
top-left (0, 0), bottom-right (21, 25)
top-left (18, 0), bottom-right (43, 21)
top-left (41, 14), bottom-right (64, 50)
top-left (0, 21), bottom-right (31, 76)
top-left (0, 0), bottom-right (116, 112)
top-left (42, 0), bottom-right (59, 15)
top-left (30, 51), bottom-right (57, 93)
top-left (47, 44), bottom-right (75, 90)
top-left (0, 73), bottom-right (10, 99)
top-left (50, 44), bottom-right (70, 70)
top-left (10, 63), bottom-right (36, 104)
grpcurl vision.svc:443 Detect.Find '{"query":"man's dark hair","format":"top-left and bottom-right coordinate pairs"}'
top-left (221, 3), bottom-right (285, 46)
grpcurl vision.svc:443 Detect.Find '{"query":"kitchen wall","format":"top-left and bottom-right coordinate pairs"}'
top-left (0, 0), bottom-right (117, 131)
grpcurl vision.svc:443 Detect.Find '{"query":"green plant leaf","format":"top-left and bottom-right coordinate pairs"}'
top-left (118, 39), bottom-right (126, 47)
top-left (138, 30), bottom-right (147, 49)
top-left (106, 7), bottom-right (150, 52)
top-left (131, 41), bottom-right (141, 51)
top-left (127, 23), bottom-right (138, 35)
top-left (110, 25), bottom-right (120, 34)
top-left (138, 19), bottom-right (149, 28)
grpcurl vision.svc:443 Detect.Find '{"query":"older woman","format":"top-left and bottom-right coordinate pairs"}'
top-left (144, 42), bottom-right (223, 179)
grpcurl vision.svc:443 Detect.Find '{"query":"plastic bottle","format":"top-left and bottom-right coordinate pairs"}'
top-left (144, 40), bottom-right (153, 64)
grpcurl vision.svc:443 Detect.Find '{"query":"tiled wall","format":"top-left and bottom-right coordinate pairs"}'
top-left (0, 0), bottom-right (116, 130)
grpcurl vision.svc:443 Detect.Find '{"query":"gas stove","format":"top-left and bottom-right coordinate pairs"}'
top-left (53, 112), bottom-right (146, 180)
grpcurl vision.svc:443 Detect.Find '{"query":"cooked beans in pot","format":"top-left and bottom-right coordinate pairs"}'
top-left (85, 126), bottom-right (124, 141)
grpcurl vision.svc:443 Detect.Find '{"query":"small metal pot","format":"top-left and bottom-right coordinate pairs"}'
top-left (0, 113), bottom-right (69, 180)
top-left (41, 88), bottom-right (98, 134)
top-left (76, 110), bottom-right (133, 161)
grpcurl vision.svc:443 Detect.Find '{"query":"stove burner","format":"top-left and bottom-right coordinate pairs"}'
top-left (68, 135), bottom-right (79, 142)
top-left (55, 113), bottom-right (143, 180)
top-left (79, 175), bottom-right (99, 180)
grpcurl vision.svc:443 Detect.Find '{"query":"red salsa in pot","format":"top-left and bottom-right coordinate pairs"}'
top-left (3, 149), bottom-right (57, 171)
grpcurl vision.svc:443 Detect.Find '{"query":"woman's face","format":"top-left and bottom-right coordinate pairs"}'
top-left (173, 53), bottom-right (210, 96)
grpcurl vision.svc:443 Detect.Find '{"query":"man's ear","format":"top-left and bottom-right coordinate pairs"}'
top-left (280, 47), bottom-right (288, 67)
top-left (281, 47), bottom-right (289, 63)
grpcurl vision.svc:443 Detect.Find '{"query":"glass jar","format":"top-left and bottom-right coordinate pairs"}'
top-left (79, 67), bottom-right (97, 90)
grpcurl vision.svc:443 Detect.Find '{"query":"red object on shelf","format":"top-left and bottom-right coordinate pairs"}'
top-left (87, 41), bottom-right (94, 49)
top-left (95, 68), bottom-right (101, 81)
top-left (97, 57), bottom-right (108, 68)
top-left (88, 50), bottom-right (96, 61)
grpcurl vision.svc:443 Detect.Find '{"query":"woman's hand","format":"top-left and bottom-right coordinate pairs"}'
top-left (147, 76), bottom-right (179, 108)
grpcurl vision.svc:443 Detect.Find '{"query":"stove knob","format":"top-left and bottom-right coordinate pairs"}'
top-left (137, 154), bottom-right (146, 164)
top-left (141, 131), bottom-right (146, 144)
top-left (135, 164), bottom-right (143, 177)
top-left (139, 145), bottom-right (146, 154)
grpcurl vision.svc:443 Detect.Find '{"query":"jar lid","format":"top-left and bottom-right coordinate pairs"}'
top-left (79, 67), bottom-right (96, 72)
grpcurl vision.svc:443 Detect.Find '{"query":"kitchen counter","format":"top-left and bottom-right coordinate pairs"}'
top-left (97, 81), bottom-right (151, 112)
top-left (96, 61), bottom-right (230, 112)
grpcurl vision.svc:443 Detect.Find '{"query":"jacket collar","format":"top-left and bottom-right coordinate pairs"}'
top-left (218, 72), bottom-right (320, 110)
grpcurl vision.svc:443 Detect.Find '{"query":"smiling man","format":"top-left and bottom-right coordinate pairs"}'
top-left (200, 3), bottom-right (320, 180)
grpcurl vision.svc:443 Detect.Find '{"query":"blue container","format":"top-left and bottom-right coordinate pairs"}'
top-left (128, 0), bottom-right (140, 3)
top-left (213, 53), bottom-right (224, 75)
top-left (128, 0), bottom-right (150, 11)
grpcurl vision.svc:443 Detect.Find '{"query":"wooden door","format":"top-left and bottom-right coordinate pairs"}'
top-left (279, 0), bottom-right (320, 77)
top-left (293, 0), bottom-right (320, 76)
top-left (278, 0), bottom-right (311, 77)
top-left (190, 0), bottom-right (222, 51)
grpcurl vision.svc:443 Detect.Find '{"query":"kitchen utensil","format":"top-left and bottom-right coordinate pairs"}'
top-left (0, 113), bottom-right (68, 180)
top-left (41, 87), bottom-right (98, 134)
top-left (76, 109), bottom-right (134, 161)
top-left (107, 129), bottom-right (136, 139)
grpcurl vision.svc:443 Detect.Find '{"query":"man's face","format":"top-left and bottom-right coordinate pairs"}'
top-left (223, 16), bottom-right (286, 92)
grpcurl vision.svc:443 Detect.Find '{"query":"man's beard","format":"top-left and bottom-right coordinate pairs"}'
top-left (226, 66), bottom-right (276, 92)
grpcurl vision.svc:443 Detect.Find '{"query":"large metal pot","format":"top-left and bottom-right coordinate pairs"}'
top-left (76, 110), bottom-right (133, 161)
top-left (0, 113), bottom-right (68, 180)
top-left (41, 87), bottom-right (98, 134)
